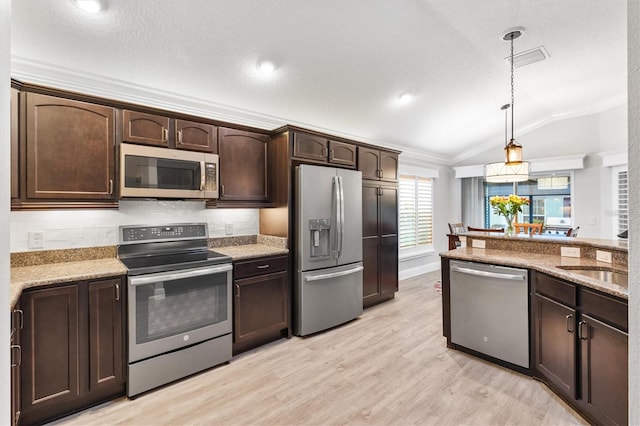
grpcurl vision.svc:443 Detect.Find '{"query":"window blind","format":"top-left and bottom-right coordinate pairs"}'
top-left (399, 175), bottom-right (433, 249)
top-left (616, 169), bottom-right (628, 233)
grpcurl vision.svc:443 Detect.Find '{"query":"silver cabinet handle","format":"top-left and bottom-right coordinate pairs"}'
top-left (162, 128), bottom-right (168, 142)
top-left (256, 265), bottom-right (270, 269)
top-left (578, 321), bottom-right (588, 340)
top-left (109, 179), bottom-right (114, 195)
top-left (305, 265), bottom-right (364, 282)
top-left (115, 283), bottom-right (120, 301)
top-left (130, 264), bottom-right (232, 286)
top-left (13, 309), bottom-right (23, 331)
top-left (220, 184), bottom-right (225, 196)
top-left (329, 149), bottom-right (335, 160)
top-left (177, 129), bottom-right (183, 145)
top-left (235, 283), bottom-right (240, 298)
top-left (11, 345), bottom-right (21, 367)
top-left (565, 314), bottom-right (574, 333)
top-left (451, 265), bottom-right (525, 281)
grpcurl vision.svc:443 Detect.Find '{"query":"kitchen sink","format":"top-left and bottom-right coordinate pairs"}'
top-left (557, 266), bottom-right (628, 287)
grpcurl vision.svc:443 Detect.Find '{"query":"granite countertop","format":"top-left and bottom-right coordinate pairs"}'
top-left (213, 244), bottom-right (288, 260)
top-left (9, 235), bottom-right (289, 308)
top-left (441, 247), bottom-right (628, 299)
top-left (10, 258), bottom-right (128, 307)
top-left (460, 232), bottom-right (628, 252)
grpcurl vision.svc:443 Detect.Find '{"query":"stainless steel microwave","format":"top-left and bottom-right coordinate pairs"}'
top-left (120, 143), bottom-right (219, 199)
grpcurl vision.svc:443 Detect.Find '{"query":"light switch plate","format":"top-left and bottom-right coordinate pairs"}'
top-left (472, 239), bottom-right (486, 249)
top-left (560, 246), bottom-right (580, 258)
top-left (596, 250), bottom-right (612, 263)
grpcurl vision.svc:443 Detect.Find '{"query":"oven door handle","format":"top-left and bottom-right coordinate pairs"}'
top-left (129, 264), bottom-right (233, 286)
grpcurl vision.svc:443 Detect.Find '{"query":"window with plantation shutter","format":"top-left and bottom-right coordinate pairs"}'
top-left (399, 175), bottom-right (433, 249)
top-left (613, 166), bottom-right (628, 235)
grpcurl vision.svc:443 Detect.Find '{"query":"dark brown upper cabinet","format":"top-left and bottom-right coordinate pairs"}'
top-left (217, 127), bottom-right (270, 203)
top-left (23, 92), bottom-right (116, 202)
top-left (175, 119), bottom-right (218, 153)
top-left (11, 88), bottom-right (19, 200)
top-left (122, 110), bottom-right (170, 147)
top-left (358, 147), bottom-right (398, 182)
top-left (292, 131), bottom-right (357, 168)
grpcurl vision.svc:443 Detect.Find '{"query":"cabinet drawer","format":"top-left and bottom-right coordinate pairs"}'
top-left (234, 255), bottom-right (288, 279)
top-left (535, 273), bottom-right (576, 306)
top-left (580, 288), bottom-right (628, 331)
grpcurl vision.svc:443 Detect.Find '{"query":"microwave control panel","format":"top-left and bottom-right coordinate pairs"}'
top-left (204, 163), bottom-right (217, 191)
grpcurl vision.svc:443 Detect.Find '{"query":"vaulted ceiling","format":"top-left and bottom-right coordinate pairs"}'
top-left (10, 0), bottom-right (628, 164)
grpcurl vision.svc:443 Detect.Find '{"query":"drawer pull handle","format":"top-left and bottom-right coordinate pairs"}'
top-left (256, 265), bottom-right (270, 269)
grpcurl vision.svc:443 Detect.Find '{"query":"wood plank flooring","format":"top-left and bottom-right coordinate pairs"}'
top-left (51, 272), bottom-right (586, 425)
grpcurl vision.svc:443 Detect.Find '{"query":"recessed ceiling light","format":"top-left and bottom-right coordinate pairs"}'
top-left (71, 0), bottom-right (106, 14)
top-left (398, 93), bottom-right (413, 103)
top-left (256, 60), bottom-right (276, 74)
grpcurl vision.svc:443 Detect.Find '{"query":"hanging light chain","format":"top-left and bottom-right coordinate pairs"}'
top-left (510, 34), bottom-right (515, 141)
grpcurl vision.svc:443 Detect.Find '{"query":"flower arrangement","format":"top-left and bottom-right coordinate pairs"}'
top-left (489, 195), bottom-right (530, 218)
top-left (489, 195), bottom-right (530, 234)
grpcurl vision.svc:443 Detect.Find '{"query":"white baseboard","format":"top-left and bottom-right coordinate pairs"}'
top-left (399, 261), bottom-right (441, 281)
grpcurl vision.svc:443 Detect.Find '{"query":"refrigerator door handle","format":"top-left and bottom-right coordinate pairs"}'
top-left (337, 175), bottom-right (344, 258)
top-left (305, 265), bottom-right (364, 282)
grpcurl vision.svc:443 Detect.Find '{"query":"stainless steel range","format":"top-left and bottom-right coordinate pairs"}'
top-left (118, 223), bottom-right (232, 397)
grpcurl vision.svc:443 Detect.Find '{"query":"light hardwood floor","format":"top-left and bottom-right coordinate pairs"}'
top-left (52, 272), bottom-right (586, 425)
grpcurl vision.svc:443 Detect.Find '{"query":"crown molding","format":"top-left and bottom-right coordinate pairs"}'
top-left (597, 148), bottom-right (628, 167)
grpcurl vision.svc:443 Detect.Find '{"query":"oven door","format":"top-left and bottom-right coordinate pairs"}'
top-left (128, 263), bottom-right (232, 363)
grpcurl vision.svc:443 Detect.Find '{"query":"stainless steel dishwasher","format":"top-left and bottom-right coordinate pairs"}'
top-left (449, 260), bottom-right (529, 368)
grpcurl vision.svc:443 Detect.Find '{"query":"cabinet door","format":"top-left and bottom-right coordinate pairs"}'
top-left (11, 304), bottom-right (22, 426)
top-left (380, 235), bottom-right (398, 296)
top-left (218, 127), bottom-right (270, 201)
top-left (358, 147), bottom-right (380, 180)
top-left (362, 237), bottom-right (380, 304)
top-left (293, 132), bottom-right (328, 162)
top-left (380, 151), bottom-right (399, 182)
top-left (579, 314), bottom-right (628, 426)
top-left (25, 93), bottom-right (115, 200)
top-left (534, 294), bottom-right (576, 399)
top-left (88, 278), bottom-right (124, 393)
top-left (362, 182), bottom-right (380, 238)
top-left (328, 140), bottom-right (356, 167)
top-left (176, 119), bottom-right (217, 153)
top-left (11, 88), bottom-right (19, 199)
top-left (380, 184), bottom-right (398, 236)
top-left (21, 285), bottom-right (80, 419)
top-left (122, 110), bottom-right (170, 147)
top-left (234, 271), bottom-right (288, 343)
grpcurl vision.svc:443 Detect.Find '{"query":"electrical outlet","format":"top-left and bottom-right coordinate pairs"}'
top-left (596, 250), bottom-right (612, 263)
top-left (225, 223), bottom-right (233, 236)
top-left (472, 239), bottom-right (486, 249)
top-left (560, 246), bottom-right (581, 258)
top-left (28, 231), bottom-right (45, 249)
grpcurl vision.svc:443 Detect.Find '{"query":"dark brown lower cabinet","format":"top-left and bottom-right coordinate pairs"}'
top-left (534, 294), bottom-right (576, 399)
top-left (578, 314), bottom-right (628, 426)
top-left (19, 277), bottom-right (125, 425)
top-left (11, 303), bottom-right (22, 426)
top-left (533, 272), bottom-right (628, 425)
top-left (233, 255), bottom-right (290, 354)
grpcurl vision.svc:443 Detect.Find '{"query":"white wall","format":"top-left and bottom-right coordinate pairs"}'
top-left (10, 202), bottom-right (259, 252)
top-left (627, 1), bottom-right (639, 423)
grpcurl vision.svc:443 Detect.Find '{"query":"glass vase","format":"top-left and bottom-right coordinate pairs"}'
top-left (504, 215), bottom-right (515, 236)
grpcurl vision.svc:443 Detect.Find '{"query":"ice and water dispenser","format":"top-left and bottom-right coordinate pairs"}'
top-left (308, 219), bottom-right (331, 258)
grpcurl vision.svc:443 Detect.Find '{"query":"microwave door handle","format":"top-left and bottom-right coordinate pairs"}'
top-left (200, 161), bottom-right (205, 191)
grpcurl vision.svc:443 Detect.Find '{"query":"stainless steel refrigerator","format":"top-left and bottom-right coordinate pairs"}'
top-left (294, 164), bottom-right (363, 336)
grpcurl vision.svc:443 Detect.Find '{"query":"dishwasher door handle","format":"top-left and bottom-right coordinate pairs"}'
top-left (451, 265), bottom-right (525, 281)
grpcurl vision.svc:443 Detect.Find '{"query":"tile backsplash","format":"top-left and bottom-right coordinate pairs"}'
top-left (10, 200), bottom-right (259, 253)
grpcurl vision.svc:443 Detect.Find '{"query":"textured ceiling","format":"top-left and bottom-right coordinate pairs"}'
top-left (10, 0), bottom-right (627, 164)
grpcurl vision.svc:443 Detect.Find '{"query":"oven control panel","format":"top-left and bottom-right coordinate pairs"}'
top-left (120, 224), bottom-right (208, 243)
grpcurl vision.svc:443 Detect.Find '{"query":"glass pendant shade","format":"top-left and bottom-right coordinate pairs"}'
top-left (485, 161), bottom-right (530, 183)
top-left (505, 139), bottom-right (523, 164)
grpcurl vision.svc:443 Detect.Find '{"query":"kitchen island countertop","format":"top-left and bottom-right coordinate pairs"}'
top-left (441, 247), bottom-right (628, 299)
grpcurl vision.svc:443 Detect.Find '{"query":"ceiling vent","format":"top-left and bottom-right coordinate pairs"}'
top-left (506, 46), bottom-right (550, 68)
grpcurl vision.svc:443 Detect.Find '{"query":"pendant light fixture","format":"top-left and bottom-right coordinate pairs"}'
top-left (485, 28), bottom-right (530, 183)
